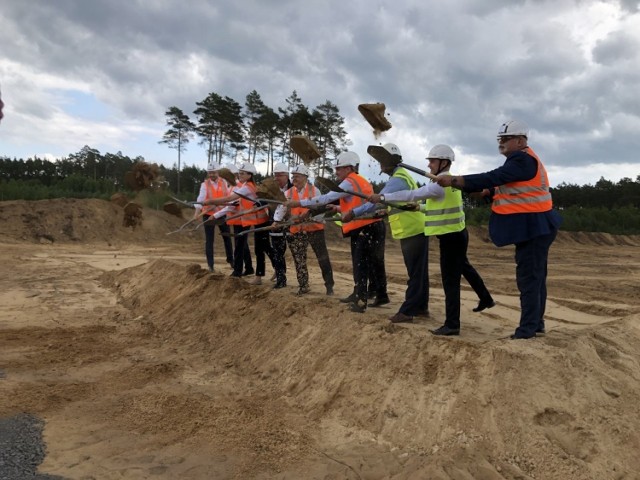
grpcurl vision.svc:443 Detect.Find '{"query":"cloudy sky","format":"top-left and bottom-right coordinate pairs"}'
top-left (1, 0), bottom-right (639, 187)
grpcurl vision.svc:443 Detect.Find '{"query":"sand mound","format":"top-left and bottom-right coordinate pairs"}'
top-left (0, 198), bottom-right (197, 245)
top-left (97, 259), bottom-right (640, 479)
top-left (555, 230), bottom-right (640, 247)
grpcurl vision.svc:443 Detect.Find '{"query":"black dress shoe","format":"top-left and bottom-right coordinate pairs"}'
top-left (242, 269), bottom-right (255, 276)
top-left (473, 299), bottom-right (496, 312)
top-left (340, 293), bottom-right (357, 304)
top-left (273, 283), bottom-right (287, 289)
top-left (509, 333), bottom-right (535, 339)
top-left (349, 299), bottom-right (367, 313)
top-left (230, 272), bottom-right (242, 278)
top-left (389, 312), bottom-right (413, 323)
top-left (430, 325), bottom-right (460, 336)
top-left (369, 296), bottom-right (390, 307)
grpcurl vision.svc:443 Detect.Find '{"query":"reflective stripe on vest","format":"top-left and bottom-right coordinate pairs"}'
top-left (239, 182), bottom-right (269, 226)
top-left (492, 147), bottom-right (553, 214)
top-left (424, 175), bottom-right (465, 236)
top-left (388, 167), bottom-right (425, 240)
top-left (339, 173), bottom-right (381, 234)
top-left (286, 183), bottom-right (324, 234)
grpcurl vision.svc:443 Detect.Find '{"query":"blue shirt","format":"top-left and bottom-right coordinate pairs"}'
top-left (352, 173), bottom-right (410, 216)
top-left (462, 149), bottom-right (562, 247)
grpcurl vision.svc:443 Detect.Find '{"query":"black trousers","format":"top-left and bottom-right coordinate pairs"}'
top-left (202, 215), bottom-right (234, 269)
top-left (350, 221), bottom-right (387, 302)
top-left (438, 228), bottom-right (492, 329)
top-left (270, 233), bottom-right (288, 285)
top-left (253, 222), bottom-right (275, 277)
top-left (232, 225), bottom-right (253, 276)
top-left (398, 233), bottom-right (429, 316)
top-left (288, 230), bottom-right (334, 289)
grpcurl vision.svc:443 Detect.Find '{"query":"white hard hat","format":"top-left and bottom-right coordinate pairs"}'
top-left (334, 151), bottom-right (360, 168)
top-left (224, 163), bottom-right (239, 174)
top-left (291, 164), bottom-right (310, 176)
top-left (497, 119), bottom-right (529, 138)
top-left (273, 162), bottom-right (289, 174)
top-left (239, 162), bottom-right (257, 175)
top-left (427, 144), bottom-right (455, 162)
top-left (206, 162), bottom-right (222, 172)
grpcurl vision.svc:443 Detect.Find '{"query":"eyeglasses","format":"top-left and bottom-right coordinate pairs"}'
top-left (497, 136), bottom-right (518, 143)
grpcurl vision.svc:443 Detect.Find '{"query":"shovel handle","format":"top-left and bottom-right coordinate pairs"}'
top-left (398, 163), bottom-right (438, 181)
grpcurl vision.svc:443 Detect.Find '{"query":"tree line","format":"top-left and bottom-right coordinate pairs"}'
top-left (0, 146), bottom-right (210, 200)
top-left (159, 90), bottom-right (349, 192)
top-left (1, 147), bottom-right (639, 235)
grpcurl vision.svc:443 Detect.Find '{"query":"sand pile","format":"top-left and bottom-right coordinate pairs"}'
top-left (98, 259), bottom-right (640, 479)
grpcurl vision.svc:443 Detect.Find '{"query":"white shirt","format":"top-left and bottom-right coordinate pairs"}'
top-left (381, 179), bottom-right (445, 203)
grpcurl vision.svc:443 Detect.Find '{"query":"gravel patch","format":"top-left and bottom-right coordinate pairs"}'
top-left (0, 413), bottom-right (65, 480)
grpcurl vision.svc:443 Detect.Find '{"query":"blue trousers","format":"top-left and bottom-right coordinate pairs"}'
top-left (514, 230), bottom-right (558, 338)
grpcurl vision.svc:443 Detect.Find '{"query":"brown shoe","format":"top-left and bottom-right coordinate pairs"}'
top-left (389, 312), bottom-right (413, 323)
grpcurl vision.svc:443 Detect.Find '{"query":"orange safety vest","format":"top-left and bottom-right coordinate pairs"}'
top-left (286, 183), bottom-right (324, 234)
top-left (339, 173), bottom-right (381, 234)
top-left (239, 182), bottom-right (270, 227)
top-left (226, 181), bottom-right (244, 226)
top-left (492, 147), bottom-right (553, 214)
top-left (202, 178), bottom-right (229, 215)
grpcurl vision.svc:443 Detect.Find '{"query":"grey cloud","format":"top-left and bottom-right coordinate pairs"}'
top-left (592, 30), bottom-right (640, 65)
top-left (1, 0), bottom-right (639, 177)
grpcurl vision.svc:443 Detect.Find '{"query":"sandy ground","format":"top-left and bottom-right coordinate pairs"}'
top-left (1, 198), bottom-right (640, 479)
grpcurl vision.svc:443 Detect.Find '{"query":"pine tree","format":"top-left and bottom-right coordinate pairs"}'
top-left (159, 106), bottom-right (195, 194)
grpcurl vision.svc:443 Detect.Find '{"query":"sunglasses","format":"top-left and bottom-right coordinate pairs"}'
top-left (497, 135), bottom-right (519, 143)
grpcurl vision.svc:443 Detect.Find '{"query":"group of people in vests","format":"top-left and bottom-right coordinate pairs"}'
top-left (195, 119), bottom-right (561, 340)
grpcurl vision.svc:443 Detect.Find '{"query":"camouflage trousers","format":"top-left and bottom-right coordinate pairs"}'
top-left (286, 230), bottom-right (334, 291)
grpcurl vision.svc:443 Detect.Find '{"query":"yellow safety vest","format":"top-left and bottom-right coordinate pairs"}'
top-left (424, 173), bottom-right (465, 236)
top-left (387, 167), bottom-right (425, 240)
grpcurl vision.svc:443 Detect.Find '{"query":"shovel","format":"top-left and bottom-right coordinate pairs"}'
top-left (234, 191), bottom-right (288, 206)
top-left (398, 163), bottom-right (438, 181)
top-left (237, 213), bottom-right (328, 236)
top-left (166, 217), bottom-right (200, 235)
top-left (192, 204), bottom-right (270, 230)
top-left (314, 177), bottom-right (419, 211)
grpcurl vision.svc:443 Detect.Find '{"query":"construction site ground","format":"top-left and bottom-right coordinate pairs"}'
top-left (1, 198), bottom-right (639, 480)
